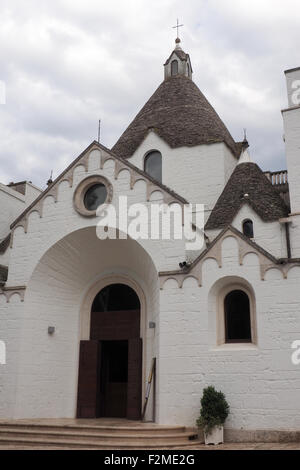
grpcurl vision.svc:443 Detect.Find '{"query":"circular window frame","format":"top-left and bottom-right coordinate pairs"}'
top-left (73, 175), bottom-right (113, 217)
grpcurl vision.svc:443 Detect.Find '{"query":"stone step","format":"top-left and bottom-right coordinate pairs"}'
top-left (0, 420), bottom-right (200, 450)
top-left (0, 435), bottom-right (201, 450)
top-left (0, 422), bottom-right (187, 435)
top-left (0, 427), bottom-right (197, 444)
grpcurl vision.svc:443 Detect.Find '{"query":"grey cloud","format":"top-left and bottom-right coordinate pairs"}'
top-left (0, 0), bottom-right (299, 188)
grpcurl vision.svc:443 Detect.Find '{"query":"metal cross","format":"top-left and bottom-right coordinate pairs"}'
top-left (172, 19), bottom-right (184, 38)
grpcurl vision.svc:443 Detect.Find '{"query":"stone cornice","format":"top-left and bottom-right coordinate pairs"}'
top-left (0, 286), bottom-right (26, 302)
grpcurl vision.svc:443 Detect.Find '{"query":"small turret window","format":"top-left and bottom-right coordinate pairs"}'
top-left (243, 219), bottom-right (254, 238)
top-left (171, 60), bottom-right (178, 76)
top-left (144, 151), bottom-right (162, 183)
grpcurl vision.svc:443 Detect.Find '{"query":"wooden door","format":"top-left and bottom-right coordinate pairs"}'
top-left (77, 340), bottom-right (101, 418)
top-left (127, 338), bottom-right (143, 420)
top-left (90, 310), bottom-right (140, 340)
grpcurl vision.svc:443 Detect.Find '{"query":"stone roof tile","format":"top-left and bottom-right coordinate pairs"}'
top-left (205, 162), bottom-right (289, 230)
top-left (112, 75), bottom-right (240, 159)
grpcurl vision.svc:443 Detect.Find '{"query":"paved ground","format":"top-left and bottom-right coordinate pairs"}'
top-left (0, 442), bottom-right (299, 450)
top-left (176, 442), bottom-right (300, 450)
top-left (0, 419), bottom-right (298, 450)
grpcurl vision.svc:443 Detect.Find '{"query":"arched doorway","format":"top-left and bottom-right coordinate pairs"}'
top-left (77, 284), bottom-right (143, 420)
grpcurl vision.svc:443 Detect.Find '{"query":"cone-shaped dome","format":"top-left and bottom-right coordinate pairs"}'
top-left (205, 162), bottom-right (289, 230)
top-left (112, 74), bottom-right (240, 159)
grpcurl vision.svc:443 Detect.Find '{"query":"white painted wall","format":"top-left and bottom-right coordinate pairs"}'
top-left (158, 236), bottom-right (300, 430)
top-left (231, 204), bottom-right (286, 259)
top-left (285, 67), bottom-right (300, 108)
top-left (289, 214), bottom-right (300, 258)
top-left (6, 150), bottom-right (187, 288)
top-left (0, 183), bottom-right (25, 240)
top-left (1, 146), bottom-right (300, 432)
top-left (24, 182), bottom-right (42, 206)
top-left (11, 230), bottom-right (159, 420)
top-left (282, 68), bottom-right (300, 258)
top-left (127, 131), bottom-right (237, 222)
top-left (0, 147), bottom-right (186, 419)
top-left (283, 106), bottom-right (300, 216)
top-left (0, 182), bottom-right (42, 241)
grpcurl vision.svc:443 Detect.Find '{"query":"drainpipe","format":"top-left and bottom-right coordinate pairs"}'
top-left (279, 218), bottom-right (292, 260)
top-left (285, 221), bottom-right (292, 259)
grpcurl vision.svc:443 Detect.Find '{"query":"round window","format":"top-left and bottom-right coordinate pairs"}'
top-left (84, 183), bottom-right (107, 211)
top-left (73, 175), bottom-right (112, 217)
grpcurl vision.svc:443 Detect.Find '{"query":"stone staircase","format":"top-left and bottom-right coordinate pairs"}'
top-left (0, 419), bottom-right (200, 450)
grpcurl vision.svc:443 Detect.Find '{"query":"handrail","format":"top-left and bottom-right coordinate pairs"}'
top-left (142, 357), bottom-right (156, 421)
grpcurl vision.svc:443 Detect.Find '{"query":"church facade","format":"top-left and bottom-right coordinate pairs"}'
top-left (0, 39), bottom-right (300, 433)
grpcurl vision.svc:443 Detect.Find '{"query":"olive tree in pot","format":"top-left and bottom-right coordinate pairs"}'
top-left (196, 386), bottom-right (229, 445)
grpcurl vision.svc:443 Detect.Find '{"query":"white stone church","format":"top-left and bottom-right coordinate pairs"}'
top-left (0, 38), bottom-right (300, 435)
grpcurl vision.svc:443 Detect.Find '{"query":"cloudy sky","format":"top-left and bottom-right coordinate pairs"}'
top-left (0, 0), bottom-right (299, 188)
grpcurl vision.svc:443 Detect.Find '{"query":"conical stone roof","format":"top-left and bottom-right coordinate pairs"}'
top-left (205, 162), bottom-right (289, 230)
top-left (112, 74), bottom-right (240, 159)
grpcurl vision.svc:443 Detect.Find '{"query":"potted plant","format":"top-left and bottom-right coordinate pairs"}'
top-left (196, 386), bottom-right (229, 445)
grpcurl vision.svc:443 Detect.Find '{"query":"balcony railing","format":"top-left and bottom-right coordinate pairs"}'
top-left (264, 170), bottom-right (288, 186)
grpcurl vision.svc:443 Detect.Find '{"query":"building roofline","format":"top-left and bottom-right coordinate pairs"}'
top-left (159, 225), bottom-right (281, 277)
top-left (0, 181), bottom-right (25, 202)
top-left (10, 141), bottom-right (188, 230)
top-left (285, 66), bottom-right (300, 74)
top-left (282, 105), bottom-right (300, 114)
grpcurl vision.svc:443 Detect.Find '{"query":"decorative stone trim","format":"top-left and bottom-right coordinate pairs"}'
top-left (73, 175), bottom-right (113, 217)
top-left (100, 152), bottom-right (184, 206)
top-left (159, 226), bottom-right (300, 289)
top-left (0, 286), bottom-right (26, 302)
top-left (9, 142), bottom-right (187, 240)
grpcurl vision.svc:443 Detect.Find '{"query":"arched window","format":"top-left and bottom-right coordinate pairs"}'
top-left (243, 219), bottom-right (254, 238)
top-left (187, 63), bottom-right (190, 77)
top-left (144, 151), bottom-right (162, 183)
top-left (92, 284), bottom-right (140, 312)
top-left (224, 290), bottom-right (252, 343)
top-left (171, 60), bottom-right (178, 76)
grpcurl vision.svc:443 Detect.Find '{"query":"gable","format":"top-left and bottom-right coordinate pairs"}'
top-left (4, 141), bottom-right (192, 294)
top-left (159, 225), bottom-right (293, 289)
top-left (10, 140), bottom-right (187, 232)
